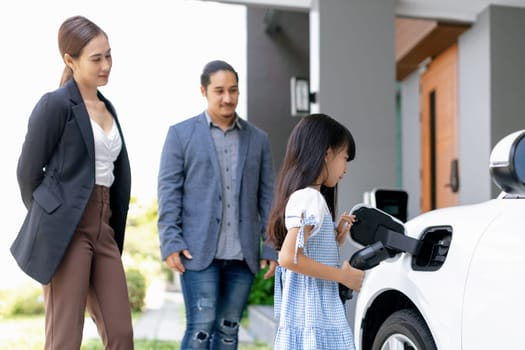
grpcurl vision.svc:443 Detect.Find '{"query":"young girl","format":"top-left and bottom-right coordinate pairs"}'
top-left (267, 113), bottom-right (364, 350)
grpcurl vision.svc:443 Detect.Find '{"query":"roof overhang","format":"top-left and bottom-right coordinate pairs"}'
top-left (197, 0), bottom-right (525, 81)
top-left (395, 18), bottom-right (470, 80)
top-left (197, 0), bottom-right (525, 22)
top-left (197, 0), bottom-right (310, 11)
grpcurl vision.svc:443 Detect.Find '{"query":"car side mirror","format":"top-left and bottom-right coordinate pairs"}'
top-left (489, 129), bottom-right (525, 195)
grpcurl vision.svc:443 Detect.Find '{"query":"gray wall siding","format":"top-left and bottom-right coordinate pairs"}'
top-left (311, 0), bottom-right (398, 215)
top-left (458, 8), bottom-right (492, 203)
top-left (489, 5), bottom-right (525, 197)
top-left (246, 7), bottom-right (309, 171)
top-left (458, 5), bottom-right (525, 202)
top-left (310, 0), bottom-right (397, 331)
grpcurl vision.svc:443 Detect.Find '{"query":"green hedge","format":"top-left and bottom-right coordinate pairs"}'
top-left (0, 266), bottom-right (147, 318)
top-left (248, 267), bottom-right (274, 306)
top-left (0, 284), bottom-right (45, 317)
top-left (126, 267), bottom-right (147, 312)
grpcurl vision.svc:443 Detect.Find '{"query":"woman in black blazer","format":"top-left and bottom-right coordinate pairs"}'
top-left (11, 16), bottom-right (133, 349)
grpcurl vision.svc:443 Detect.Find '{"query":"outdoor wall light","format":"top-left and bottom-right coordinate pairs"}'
top-left (290, 76), bottom-right (313, 117)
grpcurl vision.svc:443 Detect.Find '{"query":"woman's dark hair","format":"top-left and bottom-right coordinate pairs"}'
top-left (200, 60), bottom-right (239, 88)
top-left (266, 113), bottom-right (356, 250)
top-left (58, 15), bottom-right (107, 87)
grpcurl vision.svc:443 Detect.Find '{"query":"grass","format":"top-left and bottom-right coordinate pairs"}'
top-left (0, 314), bottom-right (271, 350)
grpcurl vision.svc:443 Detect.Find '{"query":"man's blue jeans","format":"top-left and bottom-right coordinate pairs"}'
top-left (180, 259), bottom-right (255, 350)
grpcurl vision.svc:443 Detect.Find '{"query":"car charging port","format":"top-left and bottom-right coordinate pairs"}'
top-left (411, 226), bottom-right (452, 271)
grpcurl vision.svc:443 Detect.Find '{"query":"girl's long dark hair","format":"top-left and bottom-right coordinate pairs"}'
top-left (266, 113), bottom-right (355, 250)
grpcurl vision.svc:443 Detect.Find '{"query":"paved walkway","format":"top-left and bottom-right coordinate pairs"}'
top-left (83, 279), bottom-right (255, 344)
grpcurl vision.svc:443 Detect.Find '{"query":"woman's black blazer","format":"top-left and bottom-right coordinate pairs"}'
top-left (11, 79), bottom-right (131, 284)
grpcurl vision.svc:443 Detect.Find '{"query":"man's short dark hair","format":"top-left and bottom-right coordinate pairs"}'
top-left (200, 60), bottom-right (239, 87)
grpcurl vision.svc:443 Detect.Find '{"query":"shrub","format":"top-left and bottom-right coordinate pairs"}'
top-left (126, 268), bottom-right (146, 312)
top-left (248, 267), bottom-right (274, 306)
top-left (8, 284), bottom-right (45, 316)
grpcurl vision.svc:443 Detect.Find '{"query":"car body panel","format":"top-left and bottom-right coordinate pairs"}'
top-left (353, 129), bottom-right (525, 349)
top-left (353, 199), bottom-right (518, 350)
top-left (462, 200), bottom-right (525, 348)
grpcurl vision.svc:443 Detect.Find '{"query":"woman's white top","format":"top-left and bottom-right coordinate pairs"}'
top-left (90, 118), bottom-right (122, 187)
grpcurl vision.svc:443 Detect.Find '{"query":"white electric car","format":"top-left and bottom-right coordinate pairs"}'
top-left (350, 129), bottom-right (525, 350)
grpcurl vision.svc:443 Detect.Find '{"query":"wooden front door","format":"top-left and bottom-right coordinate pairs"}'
top-left (420, 43), bottom-right (459, 212)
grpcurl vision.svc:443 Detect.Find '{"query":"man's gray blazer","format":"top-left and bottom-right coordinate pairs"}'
top-left (157, 113), bottom-right (276, 274)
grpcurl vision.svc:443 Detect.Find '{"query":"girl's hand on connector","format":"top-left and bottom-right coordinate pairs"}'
top-left (335, 213), bottom-right (356, 245)
top-left (340, 260), bottom-right (365, 292)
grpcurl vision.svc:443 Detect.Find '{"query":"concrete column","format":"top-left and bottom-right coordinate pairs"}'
top-left (309, 0), bottom-right (397, 331)
top-left (310, 0), bottom-right (398, 214)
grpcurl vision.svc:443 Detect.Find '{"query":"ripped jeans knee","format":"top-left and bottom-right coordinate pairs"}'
top-left (179, 260), bottom-right (254, 349)
top-left (212, 318), bottom-right (240, 348)
top-left (191, 329), bottom-right (211, 346)
top-left (183, 324), bottom-right (213, 349)
top-left (183, 297), bottom-right (216, 349)
top-left (185, 318), bottom-right (240, 350)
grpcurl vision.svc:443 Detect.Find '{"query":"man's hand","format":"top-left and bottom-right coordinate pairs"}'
top-left (260, 259), bottom-right (278, 279)
top-left (165, 249), bottom-right (193, 273)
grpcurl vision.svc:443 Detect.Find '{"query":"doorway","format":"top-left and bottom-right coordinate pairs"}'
top-left (420, 43), bottom-right (459, 212)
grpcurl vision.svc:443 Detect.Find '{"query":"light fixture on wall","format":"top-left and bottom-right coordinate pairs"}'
top-left (290, 76), bottom-right (312, 117)
top-left (264, 8), bottom-right (281, 34)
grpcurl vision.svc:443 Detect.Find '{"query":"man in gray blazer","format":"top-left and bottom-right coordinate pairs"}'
top-left (157, 60), bottom-right (277, 350)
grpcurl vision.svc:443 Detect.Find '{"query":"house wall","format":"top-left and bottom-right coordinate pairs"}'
top-left (247, 3), bottom-right (525, 218)
top-left (457, 7), bottom-right (492, 203)
top-left (398, 4), bottom-right (525, 210)
top-left (458, 4), bottom-right (525, 202)
top-left (488, 5), bottom-right (525, 196)
top-left (247, 1), bottom-right (401, 226)
top-left (309, 0), bottom-right (397, 329)
top-left (310, 0), bottom-right (398, 217)
top-left (246, 7), bottom-right (309, 172)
